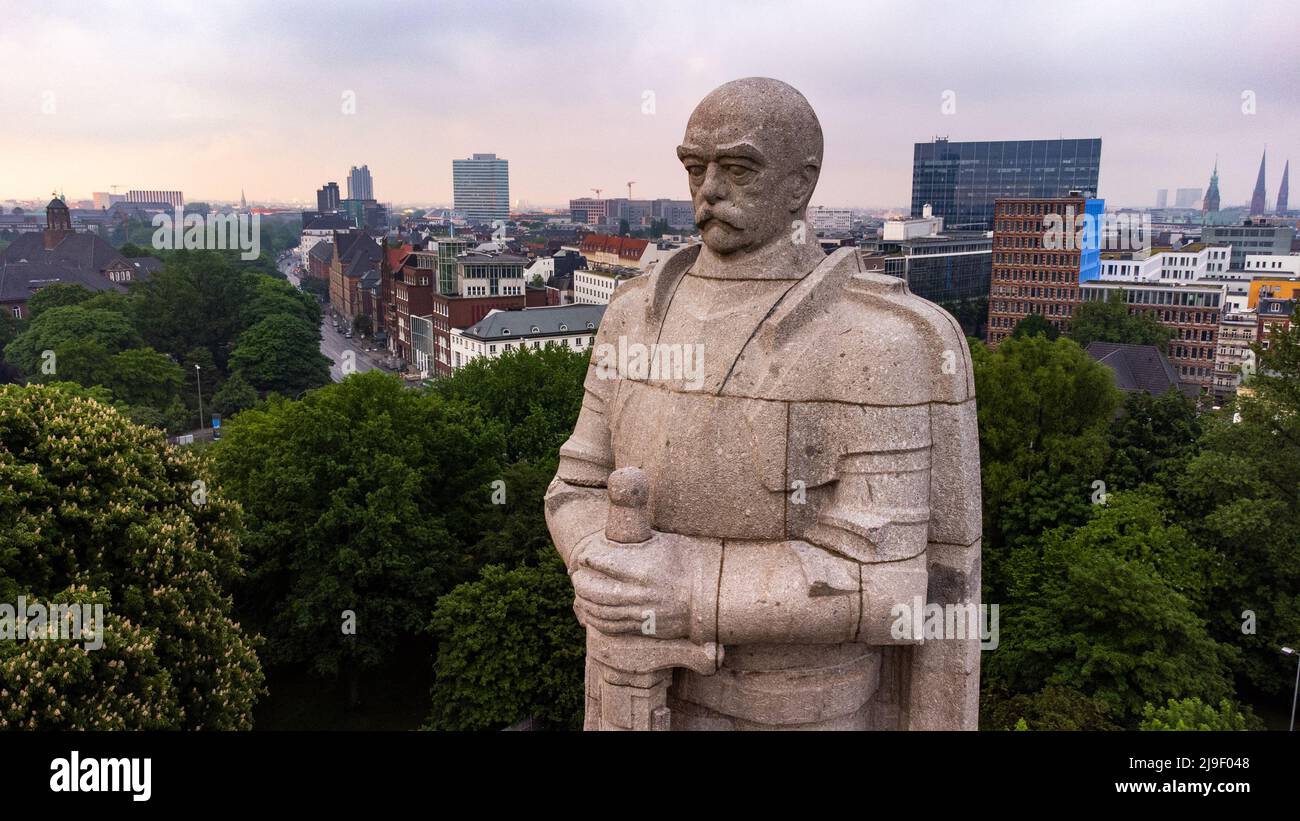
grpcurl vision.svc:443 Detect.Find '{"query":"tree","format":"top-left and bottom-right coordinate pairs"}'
top-left (4, 305), bottom-right (143, 374)
top-left (229, 314), bottom-right (331, 397)
top-left (1106, 388), bottom-right (1200, 491)
top-left (1011, 313), bottom-right (1059, 341)
top-left (212, 372), bottom-right (505, 702)
top-left (1069, 289), bottom-right (1173, 351)
top-left (425, 550), bottom-right (584, 731)
top-left (982, 685), bottom-right (1121, 731)
top-left (0, 384), bottom-right (265, 729)
top-left (434, 345), bottom-right (588, 463)
top-left (970, 335), bottom-right (1119, 597)
top-left (1139, 697), bottom-right (1258, 731)
top-left (988, 488), bottom-right (1234, 725)
top-left (26, 283), bottom-right (96, 318)
top-left (212, 370), bottom-right (258, 416)
top-left (105, 347), bottom-right (185, 414)
top-left (352, 314), bottom-right (373, 337)
top-left (129, 251), bottom-right (252, 372)
top-left (241, 274), bottom-right (320, 330)
top-left (1171, 312), bottom-right (1300, 695)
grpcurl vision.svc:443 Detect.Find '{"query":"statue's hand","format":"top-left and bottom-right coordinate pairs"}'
top-left (571, 531), bottom-right (696, 640)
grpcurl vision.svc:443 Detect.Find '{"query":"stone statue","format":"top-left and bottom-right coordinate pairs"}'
top-left (545, 77), bottom-right (981, 730)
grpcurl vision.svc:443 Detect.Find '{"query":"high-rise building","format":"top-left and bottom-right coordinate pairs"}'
top-left (317, 182), bottom-right (341, 212)
top-left (1277, 160), bottom-right (1289, 215)
top-left (1155, 189), bottom-right (1168, 209)
top-left (985, 194), bottom-right (1103, 345)
top-left (1250, 150), bottom-right (1267, 215)
top-left (125, 190), bottom-right (184, 208)
top-left (347, 165), bottom-right (374, 201)
top-left (1202, 159), bottom-right (1221, 219)
top-left (452, 153), bottom-right (510, 224)
top-left (1174, 188), bottom-right (1202, 209)
top-left (911, 137), bottom-right (1101, 230)
top-left (1202, 220), bottom-right (1296, 268)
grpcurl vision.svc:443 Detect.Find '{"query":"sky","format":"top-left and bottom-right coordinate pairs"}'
top-left (2, 0), bottom-right (1298, 209)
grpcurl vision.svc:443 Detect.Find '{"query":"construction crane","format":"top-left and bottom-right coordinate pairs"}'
top-left (627, 181), bottom-right (636, 200)
top-left (591, 188), bottom-right (602, 199)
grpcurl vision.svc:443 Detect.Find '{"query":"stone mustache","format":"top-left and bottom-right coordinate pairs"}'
top-left (545, 77), bottom-right (981, 730)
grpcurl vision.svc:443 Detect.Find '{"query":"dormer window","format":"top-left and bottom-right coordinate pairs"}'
top-left (531, 325), bottom-right (540, 333)
top-left (559, 324), bottom-right (568, 332)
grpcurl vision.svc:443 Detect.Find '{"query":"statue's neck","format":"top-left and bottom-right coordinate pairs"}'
top-left (690, 235), bottom-right (827, 281)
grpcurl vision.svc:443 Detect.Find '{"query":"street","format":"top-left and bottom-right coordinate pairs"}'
top-left (278, 252), bottom-right (380, 382)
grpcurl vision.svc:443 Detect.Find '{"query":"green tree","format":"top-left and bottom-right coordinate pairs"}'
top-left (229, 314), bottom-right (331, 397)
top-left (989, 488), bottom-right (1234, 725)
top-left (26, 283), bottom-right (96, 318)
top-left (212, 370), bottom-right (258, 416)
top-left (434, 345), bottom-right (588, 462)
top-left (1011, 313), bottom-right (1060, 341)
top-left (1171, 313), bottom-right (1300, 695)
top-left (212, 372), bottom-right (504, 701)
top-left (105, 347), bottom-right (185, 413)
top-left (0, 384), bottom-right (265, 728)
top-left (982, 685), bottom-right (1121, 731)
top-left (1106, 388), bottom-right (1201, 490)
top-left (971, 335), bottom-right (1119, 597)
top-left (1139, 697), bottom-right (1258, 730)
top-left (4, 305), bottom-right (142, 375)
top-left (425, 550), bottom-right (584, 731)
top-left (1069, 289), bottom-right (1173, 351)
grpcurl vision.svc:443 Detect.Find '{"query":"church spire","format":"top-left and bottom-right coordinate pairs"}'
top-left (1277, 160), bottom-right (1289, 215)
top-left (1202, 156), bottom-right (1220, 224)
top-left (1250, 149), bottom-right (1267, 215)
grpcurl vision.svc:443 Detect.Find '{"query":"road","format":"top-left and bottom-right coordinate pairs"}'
top-left (277, 252), bottom-right (380, 382)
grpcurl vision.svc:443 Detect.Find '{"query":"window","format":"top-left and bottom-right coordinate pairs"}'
top-left (10, 306), bottom-right (20, 319)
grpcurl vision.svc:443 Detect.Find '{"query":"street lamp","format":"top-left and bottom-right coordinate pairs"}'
top-left (1283, 647), bottom-right (1300, 732)
top-left (195, 364), bottom-right (205, 433)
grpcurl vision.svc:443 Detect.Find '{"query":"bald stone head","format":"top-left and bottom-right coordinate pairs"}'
top-left (677, 78), bottom-right (824, 256)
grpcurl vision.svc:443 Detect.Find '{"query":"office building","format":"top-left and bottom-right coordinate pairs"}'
top-left (911, 137), bottom-right (1101, 230)
top-left (453, 154), bottom-right (510, 224)
top-left (125, 190), bottom-right (184, 208)
top-left (347, 165), bottom-right (373, 201)
top-left (317, 182), bottom-right (341, 212)
top-left (1202, 220), bottom-right (1296, 268)
top-left (986, 195), bottom-right (1103, 344)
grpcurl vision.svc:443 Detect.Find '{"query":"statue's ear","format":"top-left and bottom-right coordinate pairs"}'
top-left (788, 163), bottom-right (820, 213)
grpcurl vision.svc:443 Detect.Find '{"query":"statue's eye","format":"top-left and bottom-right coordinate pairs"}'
top-left (687, 164), bottom-right (706, 179)
top-left (725, 164), bottom-right (756, 183)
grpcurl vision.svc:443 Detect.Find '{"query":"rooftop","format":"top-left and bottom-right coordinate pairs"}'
top-left (461, 303), bottom-right (606, 341)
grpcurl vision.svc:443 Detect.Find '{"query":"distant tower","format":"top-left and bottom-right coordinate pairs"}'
top-left (1277, 160), bottom-right (1290, 215)
top-left (1202, 158), bottom-right (1220, 223)
top-left (1250, 149), bottom-right (1267, 215)
top-left (44, 193), bottom-right (73, 249)
top-left (240, 189), bottom-right (247, 211)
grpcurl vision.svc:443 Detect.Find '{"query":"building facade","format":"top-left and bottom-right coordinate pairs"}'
top-left (985, 195), bottom-right (1102, 344)
top-left (911, 137), bottom-right (1101, 230)
top-left (450, 304), bottom-right (605, 371)
top-left (452, 154), bottom-right (510, 224)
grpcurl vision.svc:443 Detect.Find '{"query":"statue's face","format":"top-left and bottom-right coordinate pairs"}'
top-left (677, 118), bottom-right (806, 255)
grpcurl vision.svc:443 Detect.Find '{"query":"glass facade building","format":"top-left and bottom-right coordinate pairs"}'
top-left (452, 153), bottom-right (510, 225)
top-left (911, 138), bottom-right (1102, 230)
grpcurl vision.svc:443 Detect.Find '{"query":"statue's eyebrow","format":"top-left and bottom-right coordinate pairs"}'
top-left (715, 141), bottom-right (764, 164)
top-left (676, 144), bottom-right (705, 162)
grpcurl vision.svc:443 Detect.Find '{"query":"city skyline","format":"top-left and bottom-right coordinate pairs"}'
top-left (3, 0), bottom-right (1299, 208)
